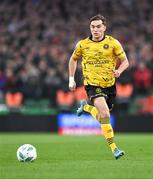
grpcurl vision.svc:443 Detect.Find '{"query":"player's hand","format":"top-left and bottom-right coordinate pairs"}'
top-left (113, 70), bottom-right (121, 78)
top-left (69, 76), bottom-right (76, 91)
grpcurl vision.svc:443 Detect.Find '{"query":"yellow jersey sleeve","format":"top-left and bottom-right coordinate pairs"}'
top-left (71, 41), bottom-right (82, 60)
top-left (113, 39), bottom-right (126, 60)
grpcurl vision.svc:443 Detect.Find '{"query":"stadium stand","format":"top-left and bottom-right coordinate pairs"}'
top-left (0, 0), bottom-right (152, 114)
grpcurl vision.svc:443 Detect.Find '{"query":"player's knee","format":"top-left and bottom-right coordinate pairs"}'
top-left (98, 111), bottom-right (110, 124)
top-left (100, 111), bottom-right (110, 119)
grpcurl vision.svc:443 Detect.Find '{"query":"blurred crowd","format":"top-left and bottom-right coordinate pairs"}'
top-left (0, 0), bottom-right (153, 106)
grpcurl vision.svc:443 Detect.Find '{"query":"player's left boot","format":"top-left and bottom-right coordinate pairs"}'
top-left (114, 148), bottom-right (125, 160)
top-left (76, 100), bottom-right (87, 116)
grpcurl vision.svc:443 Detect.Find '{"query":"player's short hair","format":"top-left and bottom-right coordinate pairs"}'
top-left (90, 14), bottom-right (106, 26)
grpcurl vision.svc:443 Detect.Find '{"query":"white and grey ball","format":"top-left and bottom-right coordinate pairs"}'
top-left (17, 144), bottom-right (37, 162)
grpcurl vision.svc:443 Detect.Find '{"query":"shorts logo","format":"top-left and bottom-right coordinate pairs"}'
top-left (103, 44), bottom-right (109, 49)
top-left (96, 88), bottom-right (101, 93)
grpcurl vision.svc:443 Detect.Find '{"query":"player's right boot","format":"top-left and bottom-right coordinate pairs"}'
top-left (114, 148), bottom-right (125, 160)
top-left (76, 100), bottom-right (87, 116)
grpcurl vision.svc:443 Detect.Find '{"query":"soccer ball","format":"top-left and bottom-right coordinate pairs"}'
top-left (16, 144), bottom-right (37, 162)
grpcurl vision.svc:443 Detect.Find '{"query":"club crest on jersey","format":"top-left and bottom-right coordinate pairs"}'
top-left (103, 44), bottom-right (109, 49)
top-left (96, 88), bottom-right (101, 93)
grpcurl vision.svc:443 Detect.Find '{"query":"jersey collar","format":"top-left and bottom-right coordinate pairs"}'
top-left (89, 35), bottom-right (106, 42)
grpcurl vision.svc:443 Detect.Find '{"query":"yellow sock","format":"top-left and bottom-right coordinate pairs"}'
top-left (102, 122), bottom-right (117, 153)
top-left (83, 104), bottom-right (98, 120)
top-left (83, 104), bottom-right (117, 153)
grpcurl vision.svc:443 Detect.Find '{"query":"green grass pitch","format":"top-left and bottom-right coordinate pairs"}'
top-left (0, 133), bottom-right (153, 179)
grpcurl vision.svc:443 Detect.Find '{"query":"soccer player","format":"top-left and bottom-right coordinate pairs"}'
top-left (68, 14), bottom-right (129, 159)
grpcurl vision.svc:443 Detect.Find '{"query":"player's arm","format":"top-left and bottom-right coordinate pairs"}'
top-left (114, 56), bottom-right (129, 78)
top-left (113, 39), bottom-right (129, 78)
top-left (68, 41), bottom-right (82, 91)
top-left (69, 56), bottom-right (78, 91)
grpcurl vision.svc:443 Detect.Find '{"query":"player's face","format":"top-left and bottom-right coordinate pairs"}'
top-left (90, 20), bottom-right (106, 40)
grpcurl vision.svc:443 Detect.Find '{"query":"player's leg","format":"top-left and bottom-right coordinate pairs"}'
top-left (93, 96), bottom-right (116, 151)
top-left (77, 85), bottom-right (103, 118)
top-left (77, 100), bottom-right (98, 119)
top-left (76, 97), bottom-right (124, 159)
top-left (76, 85), bottom-right (124, 159)
top-left (93, 96), bottom-right (124, 159)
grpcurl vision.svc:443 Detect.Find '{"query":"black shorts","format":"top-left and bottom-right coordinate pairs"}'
top-left (85, 85), bottom-right (116, 110)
